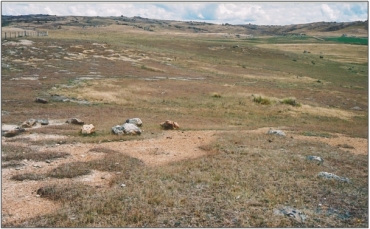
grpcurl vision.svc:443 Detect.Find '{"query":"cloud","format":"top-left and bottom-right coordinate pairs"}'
top-left (1, 2), bottom-right (367, 25)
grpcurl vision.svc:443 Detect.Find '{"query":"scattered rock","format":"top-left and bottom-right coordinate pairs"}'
top-left (35, 97), bottom-right (48, 104)
top-left (120, 184), bottom-right (126, 187)
top-left (160, 120), bottom-right (180, 130)
top-left (307, 156), bottom-right (324, 165)
top-left (267, 129), bottom-right (286, 136)
top-left (125, 118), bottom-right (143, 127)
top-left (37, 119), bottom-right (49, 125)
top-left (317, 171), bottom-right (350, 183)
top-left (81, 124), bottom-right (95, 135)
top-left (274, 206), bottom-right (307, 223)
top-left (3, 127), bottom-right (25, 137)
top-left (122, 123), bottom-right (142, 135)
top-left (21, 118), bottom-right (37, 128)
top-left (111, 125), bottom-right (125, 135)
top-left (112, 123), bottom-right (142, 135)
top-left (351, 106), bottom-right (362, 110)
top-left (66, 118), bottom-right (84, 125)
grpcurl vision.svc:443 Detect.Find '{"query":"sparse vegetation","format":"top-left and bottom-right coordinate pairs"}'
top-left (1, 14), bottom-right (367, 228)
top-left (280, 98), bottom-right (301, 107)
top-left (253, 96), bottom-right (272, 105)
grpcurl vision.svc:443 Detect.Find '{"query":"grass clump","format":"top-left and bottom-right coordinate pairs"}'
top-left (253, 95), bottom-right (271, 105)
top-left (12, 173), bottom-right (46, 181)
top-left (2, 151), bottom-right (70, 162)
top-left (211, 92), bottom-right (221, 98)
top-left (49, 162), bottom-right (91, 179)
top-left (280, 98), bottom-right (301, 107)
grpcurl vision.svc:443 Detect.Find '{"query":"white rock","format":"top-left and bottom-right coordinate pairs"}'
top-left (81, 124), bottom-right (95, 134)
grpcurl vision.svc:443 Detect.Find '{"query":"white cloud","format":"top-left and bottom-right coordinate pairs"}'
top-left (1, 2), bottom-right (367, 25)
top-left (321, 4), bottom-right (336, 21)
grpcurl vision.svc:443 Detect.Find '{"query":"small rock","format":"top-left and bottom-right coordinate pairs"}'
top-left (111, 125), bottom-right (125, 135)
top-left (37, 119), bottom-right (49, 125)
top-left (160, 120), bottom-right (180, 130)
top-left (120, 184), bottom-right (126, 187)
top-left (317, 171), bottom-right (350, 183)
top-left (45, 160), bottom-right (51, 163)
top-left (351, 106), bottom-right (362, 110)
top-left (268, 129), bottom-right (286, 136)
top-left (81, 124), bottom-right (95, 135)
top-left (35, 97), bottom-right (48, 104)
top-left (66, 118), bottom-right (84, 125)
top-left (125, 118), bottom-right (143, 127)
top-left (21, 119), bottom-right (37, 128)
top-left (307, 156), bottom-right (324, 165)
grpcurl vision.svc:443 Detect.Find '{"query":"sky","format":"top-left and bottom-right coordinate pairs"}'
top-left (1, 2), bottom-right (368, 25)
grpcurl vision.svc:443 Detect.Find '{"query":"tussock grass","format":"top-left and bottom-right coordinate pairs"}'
top-left (280, 97), bottom-right (301, 107)
top-left (253, 95), bottom-right (272, 105)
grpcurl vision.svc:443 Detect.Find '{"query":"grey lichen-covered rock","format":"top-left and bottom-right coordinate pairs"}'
top-left (125, 118), bottom-right (143, 127)
top-left (81, 124), bottom-right (95, 135)
top-left (317, 172), bottom-right (350, 183)
top-left (267, 129), bottom-right (286, 136)
top-left (111, 125), bottom-right (125, 135)
top-left (274, 206), bottom-right (307, 223)
top-left (111, 123), bottom-right (142, 135)
top-left (307, 156), bottom-right (324, 165)
top-left (3, 127), bottom-right (26, 137)
top-left (122, 123), bottom-right (142, 135)
top-left (66, 118), bottom-right (84, 125)
top-left (37, 119), bottom-right (49, 125)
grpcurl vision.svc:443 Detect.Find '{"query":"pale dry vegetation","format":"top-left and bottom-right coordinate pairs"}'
top-left (1, 17), bottom-right (368, 227)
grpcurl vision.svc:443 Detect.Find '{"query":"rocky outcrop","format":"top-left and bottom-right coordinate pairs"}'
top-left (160, 120), bottom-right (180, 130)
top-left (81, 124), bottom-right (95, 135)
top-left (66, 118), bottom-right (85, 125)
top-left (125, 118), bottom-right (143, 127)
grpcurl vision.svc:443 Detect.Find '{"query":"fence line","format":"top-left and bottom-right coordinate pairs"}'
top-left (1, 30), bottom-right (48, 39)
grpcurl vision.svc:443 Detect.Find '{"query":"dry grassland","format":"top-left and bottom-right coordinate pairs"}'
top-left (1, 21), bottom-right (368, 227)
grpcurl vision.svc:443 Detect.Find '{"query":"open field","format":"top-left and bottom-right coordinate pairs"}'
top-left (1, 16), bottom-right (368, 227)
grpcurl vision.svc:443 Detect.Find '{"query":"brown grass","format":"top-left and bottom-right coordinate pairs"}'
top-left (10, 132), bottom-right (367, 227)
